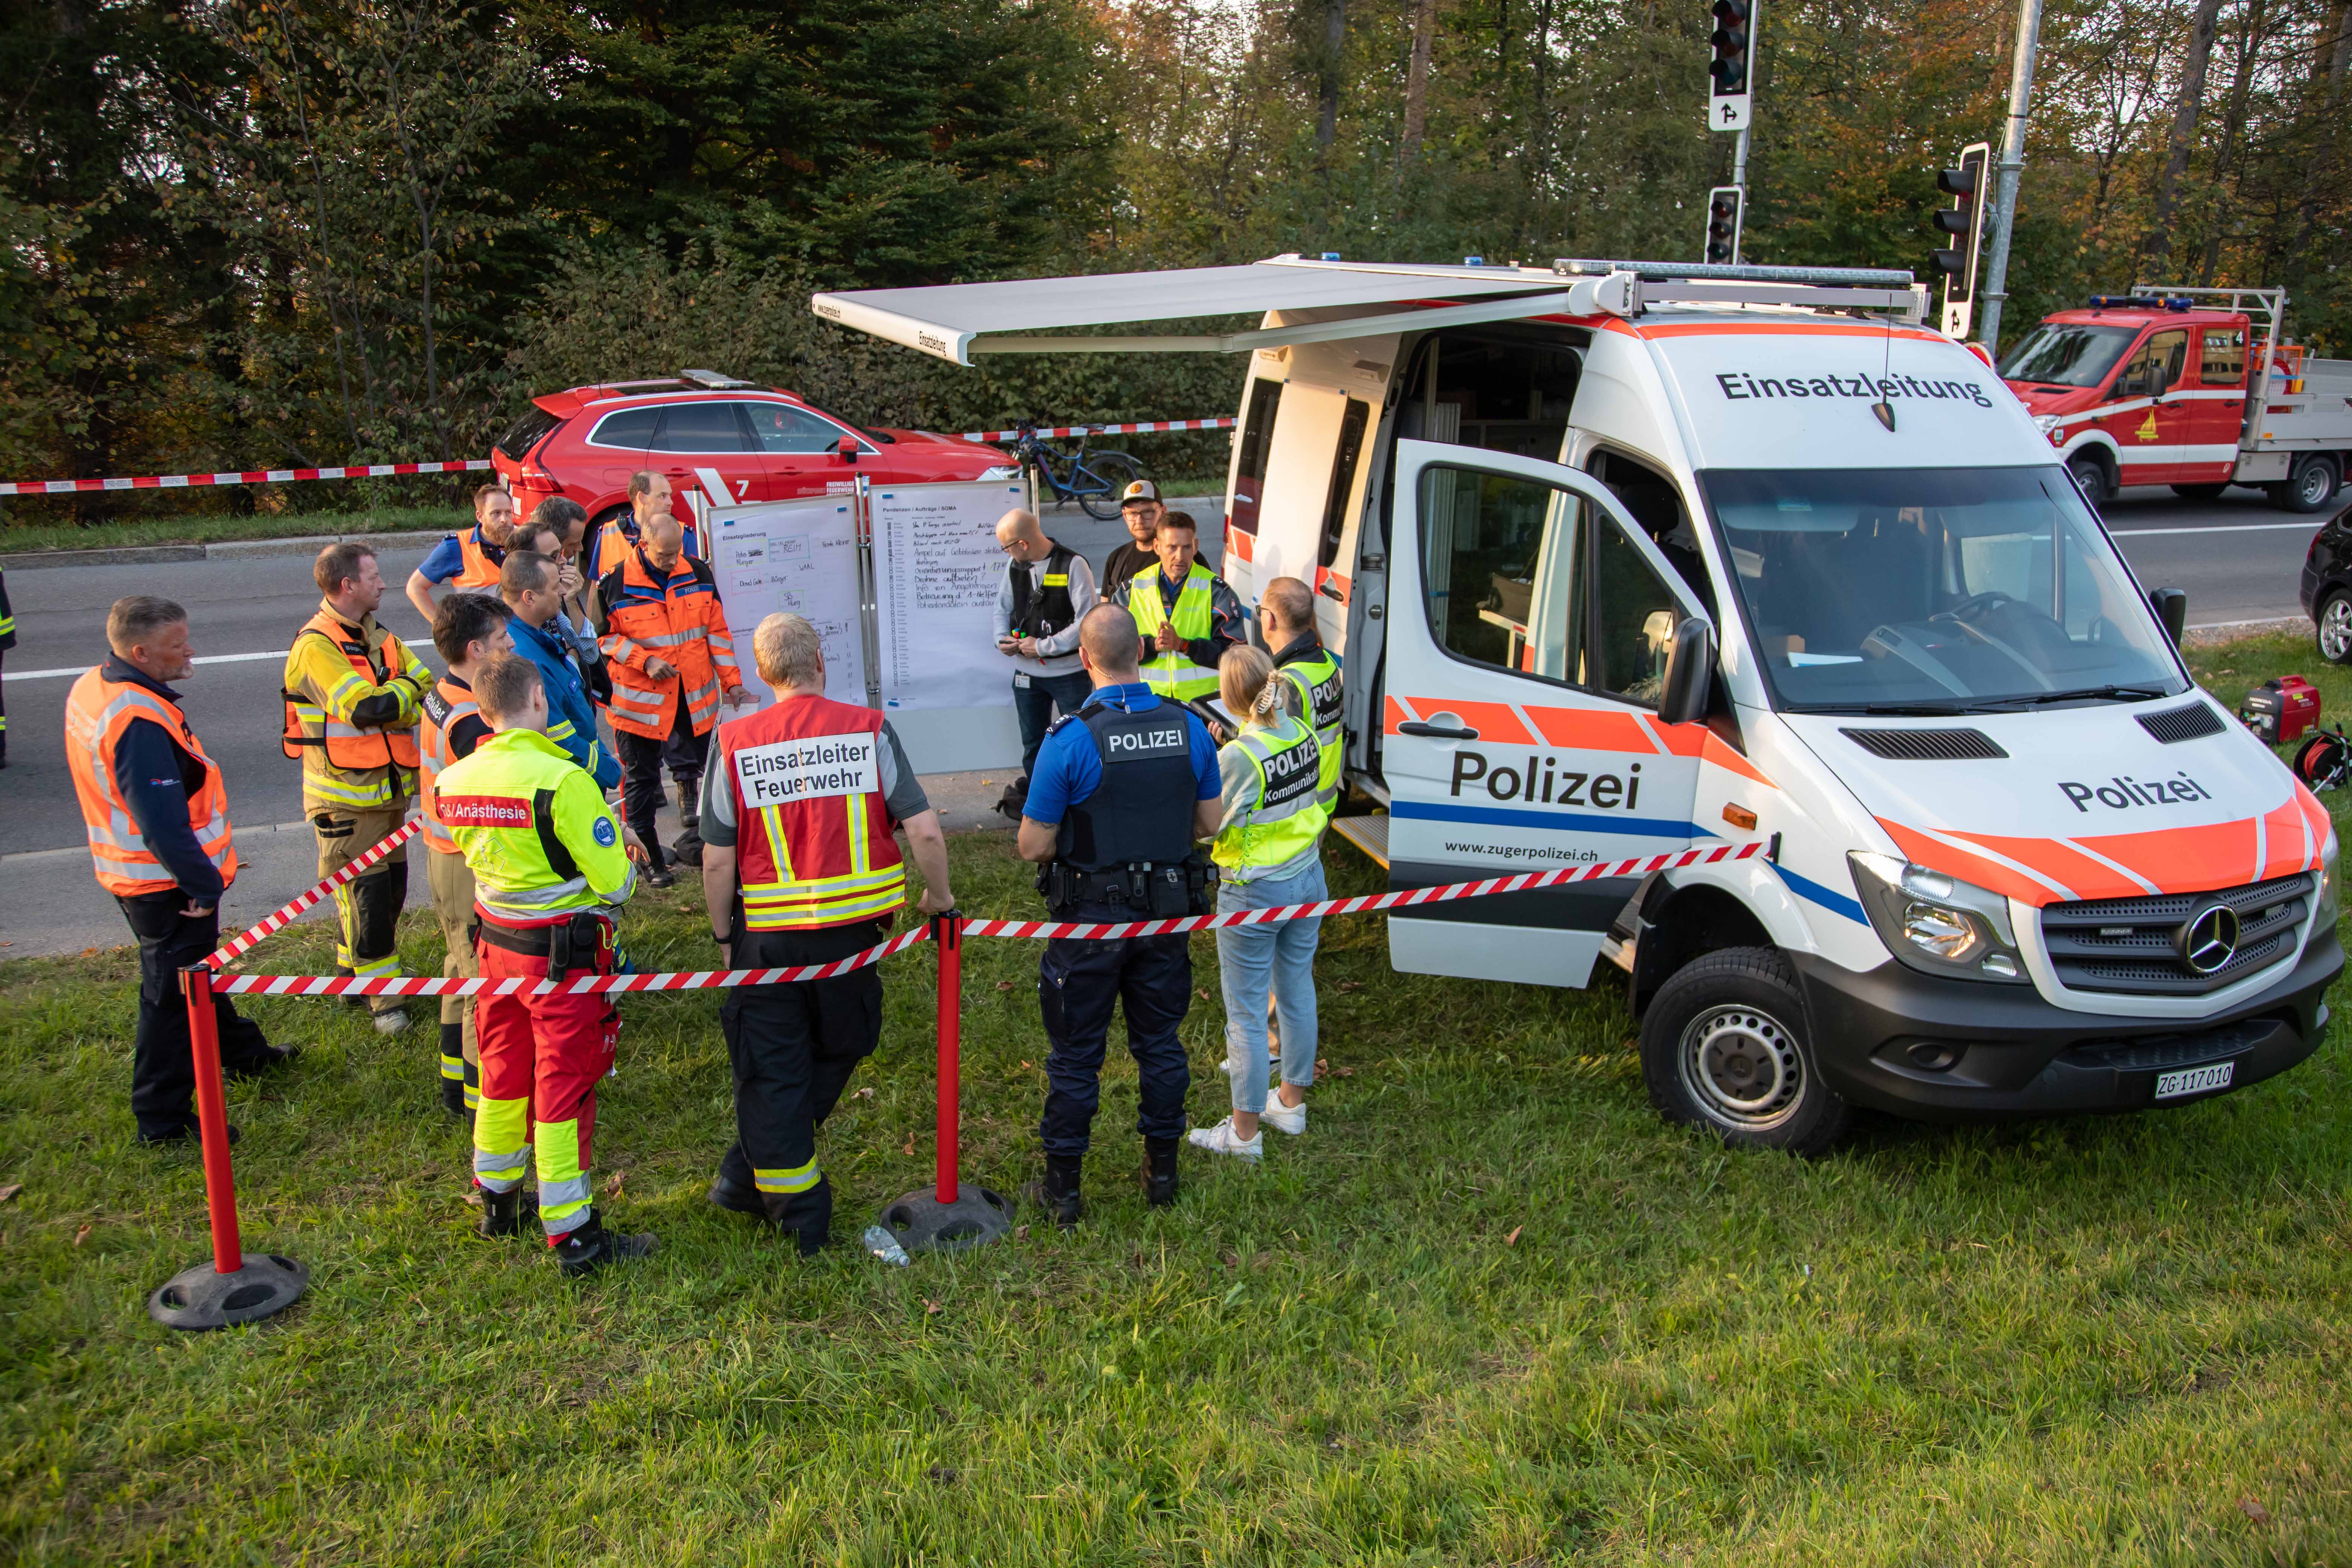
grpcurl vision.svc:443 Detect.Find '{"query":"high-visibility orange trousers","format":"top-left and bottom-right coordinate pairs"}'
top-left (470, 915), bottom-right (618, 1244)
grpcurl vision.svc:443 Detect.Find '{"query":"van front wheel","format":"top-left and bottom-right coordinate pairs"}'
top-left (1640, 947), bottom-right (1850, 1155)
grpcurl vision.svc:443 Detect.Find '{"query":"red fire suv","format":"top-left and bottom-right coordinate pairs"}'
top-left (491, 370), bottom-right (1014, 530)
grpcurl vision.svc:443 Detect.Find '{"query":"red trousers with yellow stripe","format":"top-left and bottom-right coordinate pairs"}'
top-left (471, 915), bottom-right (618, 1243)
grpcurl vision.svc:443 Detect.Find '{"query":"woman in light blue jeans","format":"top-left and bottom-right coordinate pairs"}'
top-left (1190, 647), bottom-right (1325, 1162)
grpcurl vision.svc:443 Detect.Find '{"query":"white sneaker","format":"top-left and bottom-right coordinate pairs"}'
top-left (372, 1008), bottom-right (410, 1036)
top-left (1187, 1120), bottom-right (1263, 1162)
top-left (1259, 1097), bottom-right (1306, 1136)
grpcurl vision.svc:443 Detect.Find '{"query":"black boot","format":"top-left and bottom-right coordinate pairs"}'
top-left (474, 1184), bottom-right (529, 1238)
top-left (1141, 1136), bottom-right (1180, 1208)
top-left (551, 1209), bottom-right (656, 1277)
top-left (1021, 1155), bottom-right (1084, 1228)
top-left (760, 1177), bottom-right (833, 1258)
top-left (706, 1170), bottom-right (766, 1217)
top-left (675, 774), bottom-right (701, 833)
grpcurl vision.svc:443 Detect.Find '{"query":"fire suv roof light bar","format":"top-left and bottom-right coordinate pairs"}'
top-left (1555, 258), bottom-right (1916, 288)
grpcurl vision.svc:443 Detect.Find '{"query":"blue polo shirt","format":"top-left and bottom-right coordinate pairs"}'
top-left (509, 612), bottom-right (619, 789)
top-left (1024, 681), bottom-right (1220, 826)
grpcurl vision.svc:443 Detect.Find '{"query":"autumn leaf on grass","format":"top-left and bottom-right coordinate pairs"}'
top-left (995, 980), bottom-right (1014, 992)
top-left (0, 1184), bottom-right (20, 1205)
top-left (1505, 1225), bottom-right (1523, 1247)
top-left (73, 1223), bottom-right (92, 1248)
top-left (855, 1086), bottom-right (874, 1099)
top-left (1337, 981), bottom-right (1364, 993)
top-left (923, 1298), bottom-right (943, 1316)
top-left (2241, 1498), bottom-right (2271, 1525)
top-left (603, 1171), bottom-right (626, 1197)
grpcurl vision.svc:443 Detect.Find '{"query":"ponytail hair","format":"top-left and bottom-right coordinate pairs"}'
top-left (1219, 645), bottom-right (1282, 727)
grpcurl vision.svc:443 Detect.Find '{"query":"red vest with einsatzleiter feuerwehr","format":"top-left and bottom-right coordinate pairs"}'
top-left (715, 695), bottom-right (906, 931)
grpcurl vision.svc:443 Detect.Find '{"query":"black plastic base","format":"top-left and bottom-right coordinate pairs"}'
top-left (147, 1253), bottom-right (309, 1331)
top-left (877, 1185), bottom-right (1015, 1253)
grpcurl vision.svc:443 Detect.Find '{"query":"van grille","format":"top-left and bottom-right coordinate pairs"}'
top-left (1839, 727), bottom-right (2007, 761)
top-left (2039, 874), bottom-right (2311, 996)
top-left (2136, 702), bottom-right (2227, 744)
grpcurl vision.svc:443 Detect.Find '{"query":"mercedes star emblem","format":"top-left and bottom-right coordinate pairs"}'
top-left (2176, 903), bottom-right (2242, 975)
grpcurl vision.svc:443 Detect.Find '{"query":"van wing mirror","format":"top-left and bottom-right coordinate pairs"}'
top-left (1658, 616), bottom-right (1716, 727)
top-left (2148, 586), bottom-right (2188, 647)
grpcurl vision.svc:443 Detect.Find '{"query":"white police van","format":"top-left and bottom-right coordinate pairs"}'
top-left (814, 257), bottom-right (2342, 1151)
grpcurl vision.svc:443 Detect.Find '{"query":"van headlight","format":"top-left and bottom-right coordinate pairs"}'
top-left (2316, 832), bottom-right (2340, 930)
top-left (1848, 853), bottom-right (2033, 984)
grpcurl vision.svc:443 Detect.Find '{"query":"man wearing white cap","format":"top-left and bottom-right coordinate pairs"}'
top-left (1102, 479), bottom-right (1164, 590)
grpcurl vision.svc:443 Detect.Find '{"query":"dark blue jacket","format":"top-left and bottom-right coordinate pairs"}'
top-left (508, 614), bottom-right (619, 789)
top-left (103, 654), bottom-right (225, 903)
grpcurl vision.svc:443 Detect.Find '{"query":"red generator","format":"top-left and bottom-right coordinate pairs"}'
top-left (2240, 676), bottom-right (2320, 744)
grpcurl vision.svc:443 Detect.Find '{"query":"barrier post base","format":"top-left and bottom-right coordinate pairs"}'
top-left (147, 1252), bottom-right (308, 1331)
top-left (876, 1186), bottom-right (1015, 1254)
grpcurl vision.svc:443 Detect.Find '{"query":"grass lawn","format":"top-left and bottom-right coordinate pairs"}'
top-left (4, 632), bottom-right (2350, 1563)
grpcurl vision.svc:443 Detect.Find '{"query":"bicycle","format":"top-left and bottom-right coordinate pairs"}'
top-left (1009, 421), bottom-right (1147, 520)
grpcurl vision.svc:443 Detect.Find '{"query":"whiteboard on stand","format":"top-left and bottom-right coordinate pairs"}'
top-left (706, 498), bottom-right (866, 709)
top-left (869, 479), bottom-right (1027, 774)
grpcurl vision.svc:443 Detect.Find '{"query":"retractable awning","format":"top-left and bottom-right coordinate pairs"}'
top-left (810, 256), bottom-right (1581, 366)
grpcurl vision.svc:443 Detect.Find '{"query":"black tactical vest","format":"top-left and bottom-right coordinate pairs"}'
top-left (1012, 542), bottom-right (1079, 640)
top-left (1056, 697), bottom-right (1200, 871)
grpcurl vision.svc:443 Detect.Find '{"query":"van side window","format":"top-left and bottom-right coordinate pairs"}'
top-left (1227, 377), bottom-right (1283, 539)
top-left (2116, 331), bottom-right (2188, 398)
top-left (1418, 464), bottom-right (1683, 707)
top-left (2198, 329), bottom-right (2246, 387)
top-left (1318, 398), bottom-right (1372, 568)
top-left (1587, 448), bottom-right (1714, 617)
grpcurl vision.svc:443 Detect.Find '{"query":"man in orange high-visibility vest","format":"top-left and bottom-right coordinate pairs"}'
top-left (404, 483), bottom-right (519, 623)
top-left (593, 508), bottom-right (750, 887)
top-left (67, 596), bottom-right (292, 1144)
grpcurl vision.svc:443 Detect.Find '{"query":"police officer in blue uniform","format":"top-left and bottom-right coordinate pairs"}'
top-left (1017, 604), bottom-right (1224, 1226)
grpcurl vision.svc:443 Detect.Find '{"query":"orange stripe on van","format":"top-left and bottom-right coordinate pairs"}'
top-left (1383, 694), bottom-right (1419, 731)
top-left (1878, 819), bottom-right (2059, 906)
top-left (1640, 717), bottom-right (1779, 788)
top-left (1634, 322), bottom-right (1950, 343)
top-left (1523, 705), bottom-right (1654, 753)
top-left (2259, 793), bottom-right (2317, 881)
top-left (2069, 818), bottom-right (2260, 896)
top-left (1444, 700), bottom-right (1537, 745)
top-left (1227, 530), bottom-right (1255, 563)
top-left (1943, 831), bottom-right (2145, 903)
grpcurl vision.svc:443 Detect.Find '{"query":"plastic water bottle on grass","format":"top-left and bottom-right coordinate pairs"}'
top-left (863, 1225), bottom-right (911, 1266)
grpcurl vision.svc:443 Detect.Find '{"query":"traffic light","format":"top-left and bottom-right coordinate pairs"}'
top-left (1931, 141), bottom-right (1992, 338)
top-left (1704, 185), bottom-right (1744, 264)
top-left (1709, 0), bottom-right (1754, 130)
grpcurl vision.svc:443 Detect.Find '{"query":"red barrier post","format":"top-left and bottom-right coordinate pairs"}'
top-left (149, 968), bottom-right (308, 1329)
top-left (181, 965), bottom-right (242, 1272)
top-left (933, 912), bottom-right (962, 1205)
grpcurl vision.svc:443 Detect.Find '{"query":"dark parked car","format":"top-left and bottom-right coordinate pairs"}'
top-left (2296, 495), bottom-right (2352, 661)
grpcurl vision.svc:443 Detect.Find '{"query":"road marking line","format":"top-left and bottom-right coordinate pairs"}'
top-left (5, 649), bottom-right (291, 681)
top-left (2110, 522), bottom-right (2321, 537)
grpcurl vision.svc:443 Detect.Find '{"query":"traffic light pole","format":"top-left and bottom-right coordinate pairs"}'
top-left (1731, 129), bottom-right (1750, 262)
top-left (1976, 0), bottom-right (2044, 355)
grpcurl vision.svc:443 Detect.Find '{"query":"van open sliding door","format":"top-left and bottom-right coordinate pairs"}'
top-left (1382, 439), bottom-right (1712, 987)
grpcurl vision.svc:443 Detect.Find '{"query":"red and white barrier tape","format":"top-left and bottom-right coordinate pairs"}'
top-left (207, 841), bottom-right (1766, 996)
top-left (961, 841), bottom-right (1766, 940)
top-left (206, 818), bottom-right (423, 968)
top-left (215, 926), bottom-right (933, 997)
top-left (959, 417), bottom-right (1235, 444)
top-left (0, 458), bottom-right (491, 498)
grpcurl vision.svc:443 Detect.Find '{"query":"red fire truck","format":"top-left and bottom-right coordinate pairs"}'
top-left (1998, 286), bottom-right (2352, 512)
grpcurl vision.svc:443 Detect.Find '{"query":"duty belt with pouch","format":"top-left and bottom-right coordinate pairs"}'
top-left (475, 910), bottom-right (609, 983)
top-left (1038, 857), bottom-right (1219, 920)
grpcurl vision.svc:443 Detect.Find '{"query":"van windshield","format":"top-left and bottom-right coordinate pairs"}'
top-left (1996, 323), bottom-right (2138, 389)
top-left (1699, 466), bottom-right (2187, 714)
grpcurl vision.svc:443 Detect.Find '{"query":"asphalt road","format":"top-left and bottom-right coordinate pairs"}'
top-left (0, 484), bottom-right (2318, 956)
top-left (0, 497), bottom-right (1219, 959)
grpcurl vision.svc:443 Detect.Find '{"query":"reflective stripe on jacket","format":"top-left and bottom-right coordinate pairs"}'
top-left (419, 677), bottom-right (482, 855)
top-left (717, 696), bottom-right (906, 930)
top-left (1278, 645), bottom-right (1345, 808)
top-left (436, 727), bottom-right (637, 924)
top-left (280, 603), bottom-right (428, 811)
top-left (596, 549), bottom-right (742, 740)
top-left (589, 516), bottom-right (704, 580)
top-left (65, 667), bottom-right (239, 896)
top-left (1127, 564), bottom-right (1219, 700)
top-left (1213, 714), bottom-right (1325, 881)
